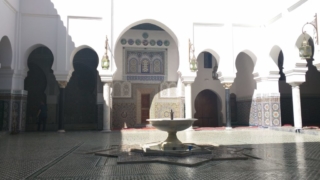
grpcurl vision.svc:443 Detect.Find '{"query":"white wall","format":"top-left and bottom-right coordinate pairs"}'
top-left (20, 0), bottom-right (111, 81)
top-left (0, 0), bottom-right (18, 46)
top-left (0, 0), bottom-right (18, 89)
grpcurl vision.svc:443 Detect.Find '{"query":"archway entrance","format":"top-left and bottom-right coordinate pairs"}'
top-left (24, 46), bottom-right (56, 131)
top-left (0, 36), bottom-right (13, 131)
top-left (231, 52), bottom-right (256, 126)
top-left (300, 38), bottom-right (320, 127)
top-left (65, 48), bottom-right (98, 130)
top-left (112, 21), bottom-right (180, 129)
top-left (277, 50), bottom-right (294, 126)
top-left (194, 90), bottom-right (219, 127)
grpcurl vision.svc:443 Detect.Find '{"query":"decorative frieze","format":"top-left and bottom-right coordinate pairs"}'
top-left (120, 32), bottom-right (170, 47)
top-left (58, 81), bottom-right (68, 88)
top-left (112, 81), bottom-right (132, 98)
top-left (223, 83), bottom-right (232, 89)
top-left (160, 82), bottom-right (177, 98)
top-left (123, 48), bottom-right (167, 83)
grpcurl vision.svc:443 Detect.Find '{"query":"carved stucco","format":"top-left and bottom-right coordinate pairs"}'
top-left (112, 83), bottom-right (183, 128)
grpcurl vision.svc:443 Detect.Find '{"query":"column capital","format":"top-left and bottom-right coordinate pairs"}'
top-left (284, 68), bottom-right (307, 85)
top-left (289, 83), bottom-right (302, 88)
top-left (180, 74), bottom-right (196, 85)
top-left (222, 83), bottom-right (232, 89)
top-left (57, 81), bottom-right (68, 88)
top-left (253, 71), bottom-right (280, 82)
top-left (103, 81), bottom-right (112, 86)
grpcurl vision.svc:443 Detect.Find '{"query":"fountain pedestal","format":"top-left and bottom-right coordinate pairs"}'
top-left (146, 118), bottom-right (197, 151)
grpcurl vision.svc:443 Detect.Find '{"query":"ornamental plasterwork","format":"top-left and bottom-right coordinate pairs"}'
top-left (160, 82), bottom-right (177, 98)
top-left (123, 48), bottom-right (168, 83)
top-left (112, 81), bottom-right (132, 98)
top-left (58, 81), bottom-right (68, 88)
top-left (223, 83), bottom-right (232, 89)
top-left (120, 32), bottom-right (170, 47)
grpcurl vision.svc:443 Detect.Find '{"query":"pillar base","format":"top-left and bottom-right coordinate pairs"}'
top-left (58, 130), bottom-right (66, 133)
top-left (225, 127), bottom-right (233, 130)
top-left (101, 130), bottom-right (111, 133)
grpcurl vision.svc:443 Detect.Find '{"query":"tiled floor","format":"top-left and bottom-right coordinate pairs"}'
top-left (1, 128), bottom-right (320, 180)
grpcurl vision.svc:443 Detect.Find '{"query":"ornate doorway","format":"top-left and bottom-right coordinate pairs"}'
top-left (194, 90), bottom-right (219, 127)
top-left (65, 48), bottom-right (99, 130)
top-left (24, 46), bottom-right (54, 131)
top-left (141, 94), bottom-right (150, 124)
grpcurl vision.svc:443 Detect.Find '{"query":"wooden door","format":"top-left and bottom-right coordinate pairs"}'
top-left (141, 94), bottom-right (150, 124)
top-left (194, 90), bottom-right (219, 127)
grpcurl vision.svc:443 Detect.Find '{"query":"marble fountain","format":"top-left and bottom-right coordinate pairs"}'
top-left (144, 115), bottom-right (199, 153)
top-left (91, 110), bottom-right (253, 167)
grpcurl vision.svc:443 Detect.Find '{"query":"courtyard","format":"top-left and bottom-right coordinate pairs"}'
top-left (1, 128), bottom-right (320, 179)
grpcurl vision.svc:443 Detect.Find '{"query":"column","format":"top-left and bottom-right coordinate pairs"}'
top-left (223, 83), bottom-right (232, 129)
top-left (184, 83), bottom-right (194, 131)
top-left (184, 83), bottom-right (192, 118)
top-left (57, 81), bottom-right (67, 132)
top-left (291, 84), bottom-right (303, 132)
top-left (102, 82), bottom-right (111, 132)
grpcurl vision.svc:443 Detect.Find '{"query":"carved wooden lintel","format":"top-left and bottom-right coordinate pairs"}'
top-left (223, 83), bottom-right (232, 89)
top-left (58, 81), bottom-right (68, 88)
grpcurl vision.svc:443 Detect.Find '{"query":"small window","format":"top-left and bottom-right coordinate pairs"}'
top-left (204, 52), bottom-right (212, 68)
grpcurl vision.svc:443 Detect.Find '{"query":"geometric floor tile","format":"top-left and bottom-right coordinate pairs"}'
top-left (2, 128), bottom-right (320, 179)
top-left (92, 144), bottom-right (251, 167)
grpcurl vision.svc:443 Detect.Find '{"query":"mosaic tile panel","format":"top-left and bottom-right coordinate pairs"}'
top-left (2, 100), bottom-right (10, 131)
top-left (236, 100), bottom-right (251, 126)
top-left (154, 102), bottom-right (180, 118)
top-left (97, 104), bottom-right (103, 130)
top-left (0, 91), bottom-right (27, 132)
top-left (112, 103), bottom-right (136, 129)
top-left (249, 97), bottom-right (257, 126)
top-left (250, 93), bottom-right (281, 127)
top-left (0, 100), bottom-right (3, 130)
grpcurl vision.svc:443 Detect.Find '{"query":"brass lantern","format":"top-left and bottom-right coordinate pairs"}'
top-left (101, 55), bottom-right (110, 70)
top-left (189, 54), bottom-right (198, 72)
top-left (189, 39), bottom-right (198, 72)
top-left (299, 13), bottom-right (318, 59)
top-left (101, 36), bottom-right (110, 70)
top-left (299, 35), bottom-right (312, 59)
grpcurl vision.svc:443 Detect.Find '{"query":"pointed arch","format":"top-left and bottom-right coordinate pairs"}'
top-left (239, 49), bottom-right (257, 67)
top-left (270, 45), bottom-right (283, 66)
top-left (197, 48), bottom-right (220, 65)
top-left (24, 44), bottom-right (55, 71)
top-left (0, 36), bottom-right (13, 69)
top-left (70, 45), bottom-right (98, 70)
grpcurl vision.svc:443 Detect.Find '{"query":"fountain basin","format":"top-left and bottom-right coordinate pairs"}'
top-left (147, 118), bottom-right (197, 132)
top-left (147, 118), bottom-right (197, 151)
